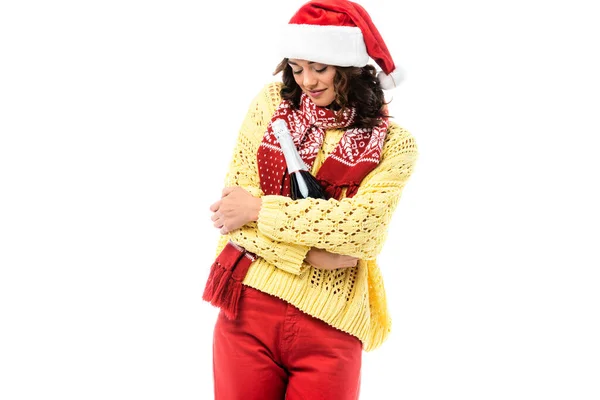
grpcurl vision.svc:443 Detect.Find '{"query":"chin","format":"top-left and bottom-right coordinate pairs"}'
top-left (314, 96), bottom-right (336, 108)
top-left (303, 88), bottom-right (335, 108)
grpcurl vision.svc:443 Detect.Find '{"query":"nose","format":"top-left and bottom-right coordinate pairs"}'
top-left (302, 69), bottom-right (318, 88)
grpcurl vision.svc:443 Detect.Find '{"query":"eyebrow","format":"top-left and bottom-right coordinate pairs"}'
top-left (288, 61), bottom-right (315, 66)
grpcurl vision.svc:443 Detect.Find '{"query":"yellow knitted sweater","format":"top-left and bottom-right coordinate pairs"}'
top-left (212, 82), bottom-right (418, 351)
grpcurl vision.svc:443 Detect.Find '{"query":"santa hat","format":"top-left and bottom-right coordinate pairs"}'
top-left (278, 0), bottom-right (404, 90)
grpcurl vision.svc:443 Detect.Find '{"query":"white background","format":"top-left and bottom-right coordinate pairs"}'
top-left (1, 0), bottom-right (599, 399)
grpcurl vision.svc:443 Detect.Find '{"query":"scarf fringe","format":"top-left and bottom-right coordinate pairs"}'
top-left (318, 178), bottom-right (360, 200)
top-left (202, 240), bottom-right (255, 320)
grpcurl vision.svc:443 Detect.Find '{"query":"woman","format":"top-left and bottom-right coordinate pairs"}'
top-left (204, 1), bottom-right (418, 398)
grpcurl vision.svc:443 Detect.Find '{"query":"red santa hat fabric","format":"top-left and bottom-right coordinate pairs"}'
top-left (279, 0), bottom-right (404, 89)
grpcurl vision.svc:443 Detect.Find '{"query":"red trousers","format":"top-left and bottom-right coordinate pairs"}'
top-left (212, 285), bottom-right (363, 400)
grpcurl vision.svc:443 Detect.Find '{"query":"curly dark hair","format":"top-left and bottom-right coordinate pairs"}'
top-left (273, 58), bottom-right (390, 129)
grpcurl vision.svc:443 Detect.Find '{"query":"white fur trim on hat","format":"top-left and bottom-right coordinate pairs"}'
top-left (279, 24), bottom-right (369, 67)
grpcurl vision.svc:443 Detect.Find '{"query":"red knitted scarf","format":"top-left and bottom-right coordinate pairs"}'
top-left (257, 93), bottom-right (389, 199)
top-left (203, 93), bottom-right (389, 319)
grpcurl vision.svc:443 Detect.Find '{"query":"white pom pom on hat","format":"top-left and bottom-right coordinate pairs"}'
top-left (278, 0), bottom-right (404, 90)
top-left (377, 67), bottom-right (405, 90)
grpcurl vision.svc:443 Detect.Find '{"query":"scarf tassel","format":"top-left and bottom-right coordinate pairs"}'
top-left (318, 179), bottom-right (361, 200)
top-left (202, 240), bottom-right (256, 320)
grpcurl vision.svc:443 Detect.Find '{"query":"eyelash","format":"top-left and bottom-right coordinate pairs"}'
top-left (292, 66), bottom-right (328, 75)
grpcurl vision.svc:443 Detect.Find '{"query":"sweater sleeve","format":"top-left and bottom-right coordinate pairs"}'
top-left (256, 124), bottom-right (418, 260)
top-left (220, 83), bottom-right (311, 275)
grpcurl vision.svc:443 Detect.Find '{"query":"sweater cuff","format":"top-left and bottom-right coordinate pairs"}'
top-left (277, 244), bottom-right (311, 275)
top-left (257, 195), bottom-right (287, 241)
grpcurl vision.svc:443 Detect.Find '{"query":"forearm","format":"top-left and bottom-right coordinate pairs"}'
top-left (227, 222), bottom-right (311, 275)
top-left (256, 135), bottom-right (418, 260)
top-left (256, 191), bottom-right (401, 260)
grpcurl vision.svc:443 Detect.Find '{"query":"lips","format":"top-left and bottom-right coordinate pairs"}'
top-left (308, 89), bottom-right (326, 97)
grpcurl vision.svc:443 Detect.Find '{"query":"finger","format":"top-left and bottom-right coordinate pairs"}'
top-left (210, 212), bottom-right (222, 222)
top-left (341, 257), bottom-right (359, 268)
top-left (209, 200), bottom-right (221, 212)
top-left (220, 226), bottom-right (229, 235)
top-left (213, 214), bottom-right (224, 229)
top-left (222, 187), bottom-right (236, 197)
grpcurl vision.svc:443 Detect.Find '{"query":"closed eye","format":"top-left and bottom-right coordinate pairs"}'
top-left (292, 66), bottom-right (328, 75)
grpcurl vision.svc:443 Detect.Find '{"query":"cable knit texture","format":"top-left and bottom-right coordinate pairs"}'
top-left (211, 82), bottom-right (418, 351)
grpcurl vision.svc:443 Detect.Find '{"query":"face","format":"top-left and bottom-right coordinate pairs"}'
top-left (288, 59), bottom-right (337, 107)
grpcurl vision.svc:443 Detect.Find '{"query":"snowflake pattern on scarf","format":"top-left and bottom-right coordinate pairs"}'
top-left (257, 93), bottom-right (389, 199)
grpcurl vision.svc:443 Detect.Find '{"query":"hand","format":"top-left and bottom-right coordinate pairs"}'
top-left (304, 248), bottom-right (359, 270)
top-left (210, 187), bottom-right (262, 235)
